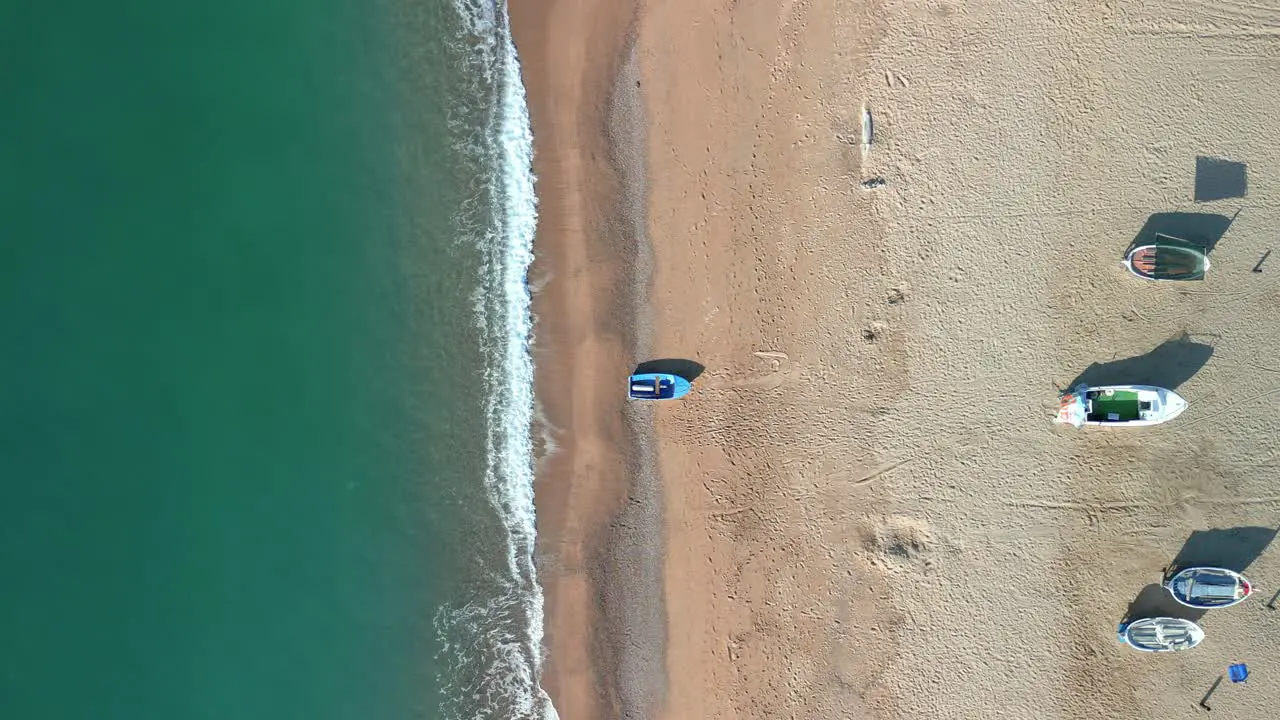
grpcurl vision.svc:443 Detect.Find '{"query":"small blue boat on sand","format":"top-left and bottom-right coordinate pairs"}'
top-left (628, 373), bottom-right (692, 400)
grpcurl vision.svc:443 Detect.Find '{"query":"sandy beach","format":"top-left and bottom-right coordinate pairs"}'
top-left (517, 1), bottom-right (1280, 718)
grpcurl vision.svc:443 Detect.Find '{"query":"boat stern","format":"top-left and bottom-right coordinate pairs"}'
top-left (1055, 391), bottom-right (1087, 428)
top-left (1187, 622), bottom-right (1207, 648)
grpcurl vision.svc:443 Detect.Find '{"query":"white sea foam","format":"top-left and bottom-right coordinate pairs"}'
top-left (434, 2), bottom-right (556, 719)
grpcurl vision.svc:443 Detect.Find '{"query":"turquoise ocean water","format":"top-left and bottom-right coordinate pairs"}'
top-left (3, 1), bottom-right (552, 718)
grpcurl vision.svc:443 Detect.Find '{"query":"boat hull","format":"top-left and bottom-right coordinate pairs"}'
top-left (1123, 239), bottom-right (1210, 281)
top-left (1118, 617), bottom-right (1205, 652)
top-left (628, 373), bottom-right (692, 400)
top-left (1056, 384), bottom-right (1188, 427)
top-left (1166, 567), bottom-right (1253, 609)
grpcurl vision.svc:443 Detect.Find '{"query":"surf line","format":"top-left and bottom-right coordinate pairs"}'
top-left (456, 0), bottom-right (558, 718)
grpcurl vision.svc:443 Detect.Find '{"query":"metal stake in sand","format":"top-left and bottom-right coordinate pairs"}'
top-left (1200, 675), bottom-right (1222, 712)
top-left (861, 105), bottom-right (873, 156)
top-left (1229, 663), bottom-right (1249, 684)
top-left (858, 106), bottom-right (885, 190)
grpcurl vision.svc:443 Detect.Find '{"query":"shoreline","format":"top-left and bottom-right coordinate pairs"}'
top-left (511, 2), bottom-right (664, 718)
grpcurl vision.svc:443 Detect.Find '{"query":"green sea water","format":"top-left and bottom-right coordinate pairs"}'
top-left (3, 2), bottom-right (548, 718)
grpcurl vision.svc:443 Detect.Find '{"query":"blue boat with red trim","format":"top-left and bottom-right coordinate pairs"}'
top-left (1166, 567), bottom-right (1254, 609)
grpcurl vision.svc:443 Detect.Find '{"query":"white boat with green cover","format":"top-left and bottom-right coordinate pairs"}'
top-left (1055, 384), bottom-right (1187, 427)
top-left (1123, 234), bottom-right (1210, 281)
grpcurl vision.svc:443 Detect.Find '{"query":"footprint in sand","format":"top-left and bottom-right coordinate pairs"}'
top-left (740, 350), bottom-right (793, 389)
top-left (860, 515), bottom-right (937, 573)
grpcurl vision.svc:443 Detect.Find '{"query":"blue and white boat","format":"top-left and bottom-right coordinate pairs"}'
top-left (628, 373), bottom-right (691, 400)
top-left (1166, 567), bottom-right (1254, 609)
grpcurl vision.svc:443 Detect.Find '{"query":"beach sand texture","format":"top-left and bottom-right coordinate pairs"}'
top-left (517, 0), bottom-right (1280, 718)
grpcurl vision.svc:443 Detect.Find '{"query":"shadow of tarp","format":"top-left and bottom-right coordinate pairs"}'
top-left (1195, 156), bottom-right (1248, 202)
top-left (1065, 332), bottom-right (1214, 391)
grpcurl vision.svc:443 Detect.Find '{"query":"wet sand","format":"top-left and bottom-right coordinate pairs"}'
top-left (518, 0), bottom-right (1280, 718)
top-left (513, 2), bottom-right (664, 719)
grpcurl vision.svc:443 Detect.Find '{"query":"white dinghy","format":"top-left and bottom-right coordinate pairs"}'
top-left (1118, 617), bottom-right (1205, 652)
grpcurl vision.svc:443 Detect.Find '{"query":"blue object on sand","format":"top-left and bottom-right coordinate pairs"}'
top-left (1229, 663), bottom-right (1249, 683)
top-left (628, 373), bottom-right (692, 400)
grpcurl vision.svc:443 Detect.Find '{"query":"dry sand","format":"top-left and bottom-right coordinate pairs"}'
top-left (518, 0), bottom-right (1280, 718)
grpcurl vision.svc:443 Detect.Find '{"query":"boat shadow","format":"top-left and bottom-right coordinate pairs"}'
top-left (1121, 583), bottom-right (1206, 624)
top-left (1125, 211), bottom-right (1236, 258)
top-left (1064, 332), bottom-right (1214, 391)
top-left (633, 358), bottom-right (705, 382)
top-left (1166, 526), bottom-right (1277, 576)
